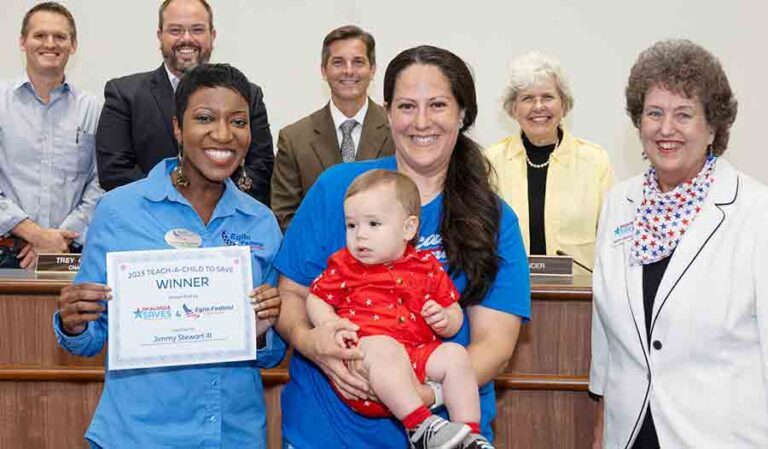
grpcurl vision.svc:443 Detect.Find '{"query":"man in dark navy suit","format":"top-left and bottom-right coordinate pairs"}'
top-left (95, 0), bottom-right (273, 204)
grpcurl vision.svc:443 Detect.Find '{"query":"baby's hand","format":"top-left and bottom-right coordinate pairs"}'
top-left (421, 300), bottom-right (448, 333)
top-left (334, 318), bottom-right (359, 348)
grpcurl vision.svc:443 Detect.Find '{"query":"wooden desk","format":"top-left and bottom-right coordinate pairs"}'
top-left (0, 273), bottom-right (595, 448)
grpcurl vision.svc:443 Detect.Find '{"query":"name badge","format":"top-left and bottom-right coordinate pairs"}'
top-left (165, 228), bottom-right (202, 249)
top-left (612, 222), bottom-right (633, 245)
top-left (36, 253), bottom-right (81, 273)
top-left (528, 255), bottom-right (573, 276)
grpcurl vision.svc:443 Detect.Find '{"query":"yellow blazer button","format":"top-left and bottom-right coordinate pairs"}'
top-left (399, 316), bottom-right (406, 323)
top-left (398, 297), bottom-right (404, 305)
top-left (396, 277), bottom-right (403, 285)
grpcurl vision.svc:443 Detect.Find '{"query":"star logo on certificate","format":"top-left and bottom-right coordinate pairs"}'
top-left (133, 309), bottom-right (143, 319)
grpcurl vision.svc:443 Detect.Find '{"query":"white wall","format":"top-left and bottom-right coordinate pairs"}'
top-left (2, 0), bottom-right (765, 184)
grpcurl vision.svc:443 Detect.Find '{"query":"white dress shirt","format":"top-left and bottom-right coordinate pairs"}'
top-left (329, 99), bottom-right (368, 156)
top-left (164, 64), bottom-right (181, 92)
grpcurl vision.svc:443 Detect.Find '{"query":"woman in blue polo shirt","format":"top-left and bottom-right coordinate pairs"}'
top-left (53, 64), bottom-right (285, 449)
top-left (274, 46), bottom-right (531, 449)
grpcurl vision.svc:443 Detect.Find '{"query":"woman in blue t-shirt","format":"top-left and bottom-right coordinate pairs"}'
top-left (274, 46), bottom-right (531, 449)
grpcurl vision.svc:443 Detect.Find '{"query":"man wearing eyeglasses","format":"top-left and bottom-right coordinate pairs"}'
top-left (0, 2), bottom-right (103, 268)
top-left (95, 0), bottom-right (274, 204)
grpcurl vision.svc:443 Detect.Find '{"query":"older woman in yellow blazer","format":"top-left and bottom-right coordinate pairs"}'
top-left (486, 53), bottom-right (613, 269)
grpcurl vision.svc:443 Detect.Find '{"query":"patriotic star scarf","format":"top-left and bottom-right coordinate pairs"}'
top-left (630, 156), bottom-right (716, 265)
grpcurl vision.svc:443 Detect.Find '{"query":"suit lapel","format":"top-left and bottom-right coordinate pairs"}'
top-left (311, 104), bottom-right (341, 169)
top-left (356, 99), bottom-right (389, 161)
top-left (649, 160), bottom-right (737, 330)
top-left (149, 65), bottom-right (177, 146)
top-left (621, 182), bottom-right (649, 356)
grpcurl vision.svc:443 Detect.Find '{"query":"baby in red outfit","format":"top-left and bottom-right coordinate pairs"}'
top-left (307, 169), bottom-right (492, 449)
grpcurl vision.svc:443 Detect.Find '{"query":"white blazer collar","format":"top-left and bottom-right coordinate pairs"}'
top-left (622, 159), bottom-right (739, 350)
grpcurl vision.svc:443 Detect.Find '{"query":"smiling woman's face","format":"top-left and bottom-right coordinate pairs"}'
top-left (173, 86), bottom-right (250, 187)
top-left (387, 63), bottom-right (463, 179)
top-left (510, 76), bottom-right (563, 146)
top-left (640, 85), bottom-right (714, 192)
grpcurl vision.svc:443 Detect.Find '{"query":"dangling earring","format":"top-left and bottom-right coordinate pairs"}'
top-left (174, 146), bottom-right (190, 187)
top-left (236, 159), bottom-right (252, 191)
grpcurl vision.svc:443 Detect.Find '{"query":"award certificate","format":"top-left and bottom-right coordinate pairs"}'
top-left (107, 246), bottom-right (256, 370)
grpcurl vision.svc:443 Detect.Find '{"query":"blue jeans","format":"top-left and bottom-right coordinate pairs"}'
top-left (283, 440), bottom-right (298, 449)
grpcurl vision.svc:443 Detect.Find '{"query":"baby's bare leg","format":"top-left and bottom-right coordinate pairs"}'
top-left (359, 335), bottom-right (422, 419)
top-left (424, 342), bottom-right (480, 423)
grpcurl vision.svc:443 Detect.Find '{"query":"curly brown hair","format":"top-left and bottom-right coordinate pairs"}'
top-left (625, 39), bottom-right (738, 155)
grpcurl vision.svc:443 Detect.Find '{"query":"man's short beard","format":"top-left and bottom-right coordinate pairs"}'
top-left (162, 47), bottom-right (212, 75)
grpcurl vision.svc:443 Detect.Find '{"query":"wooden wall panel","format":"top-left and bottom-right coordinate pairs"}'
top-left (265, 385), bottom-right (284, 449)
top-left (0, 276), bottom-right (596, 449)
top-left (0, 293), bottom-right (105, 367)
top-left (494, 389), bottom-right (597, 449)
top-left (0, 382), bottom-right (285, 449)
top-left (509, 299), bottom-right (592, 376)
top-left (0, 381), bottom-right (101, 449)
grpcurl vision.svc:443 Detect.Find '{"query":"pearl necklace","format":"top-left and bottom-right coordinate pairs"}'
top-left (526, 154), bottom-right (550, 168)
top-left (525, 137), bottom-right (560, 169)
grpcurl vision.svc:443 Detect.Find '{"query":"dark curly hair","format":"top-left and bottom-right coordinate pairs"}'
top-left (626, 39), bottom-right (738, 155)
top-left (383, 45), bottom-right (501, 307)
top-left (174, 63), bottom-right (252, 129)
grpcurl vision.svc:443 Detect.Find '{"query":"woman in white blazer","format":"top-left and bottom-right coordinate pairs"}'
top-left (590, 39), bottom-right (768, 448)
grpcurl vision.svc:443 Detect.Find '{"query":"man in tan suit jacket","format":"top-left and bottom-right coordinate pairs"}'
top-left (271, 25), bottom-right (394, 231)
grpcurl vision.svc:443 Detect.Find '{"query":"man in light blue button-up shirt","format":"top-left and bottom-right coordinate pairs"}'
top-left (0, 2), bottom-right (103, 268)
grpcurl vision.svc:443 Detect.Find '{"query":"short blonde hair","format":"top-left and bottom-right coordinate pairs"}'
top-left (502, 52), bottom-right (574, 117)
top-left (345, 169), bottom-right (420, 218)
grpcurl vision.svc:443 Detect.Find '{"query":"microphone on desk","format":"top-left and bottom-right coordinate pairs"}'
top-left (556, 250), bottom-right (593, 274)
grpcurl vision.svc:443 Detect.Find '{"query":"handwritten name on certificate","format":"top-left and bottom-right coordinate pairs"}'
top-left (106, 246), bottom-right (256, 371)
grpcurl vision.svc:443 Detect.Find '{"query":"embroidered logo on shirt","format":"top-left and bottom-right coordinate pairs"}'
top-left (220, 231), bottom-right (264, 251)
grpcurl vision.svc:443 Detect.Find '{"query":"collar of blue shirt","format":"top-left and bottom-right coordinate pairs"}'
top-left (140, 158), bottom-right (266, 220)
top-left (13, 74), bottom-right (73, 98)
